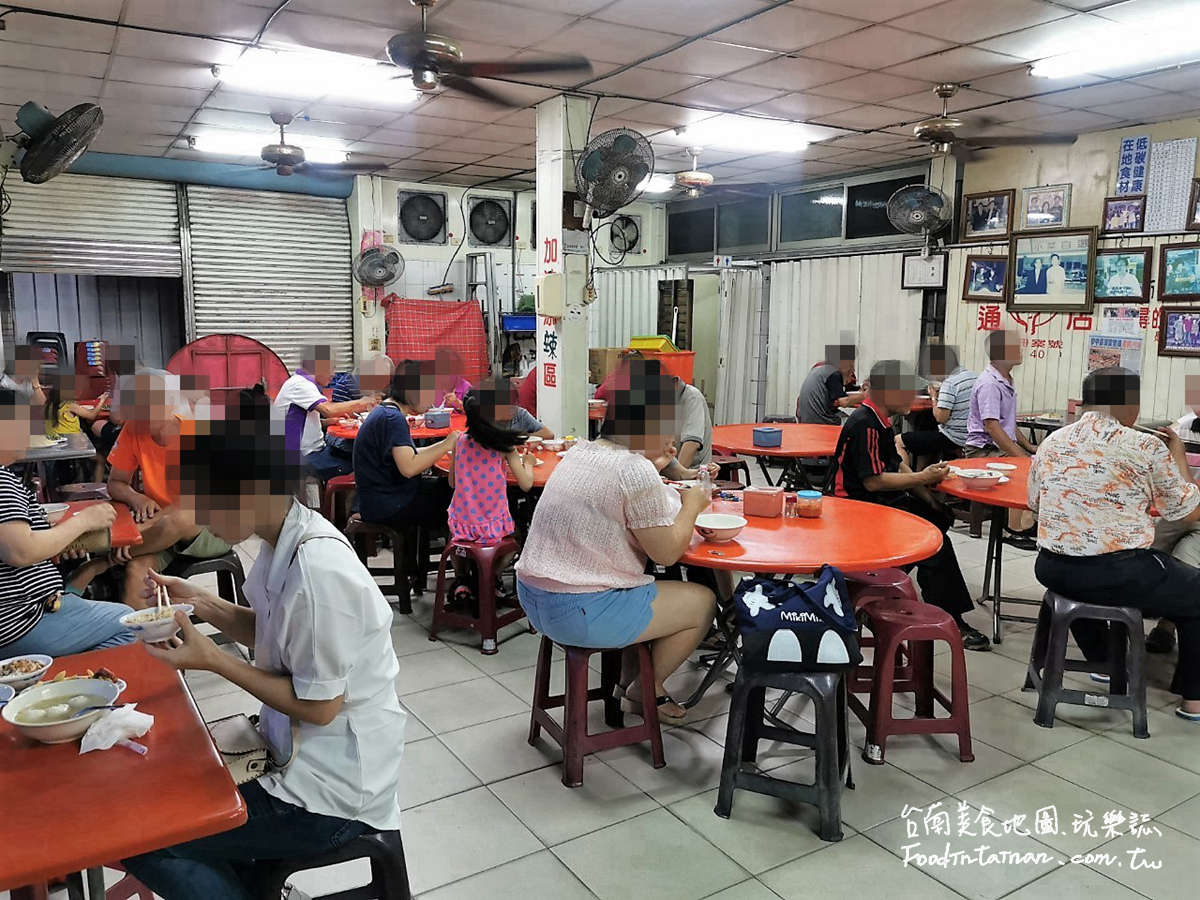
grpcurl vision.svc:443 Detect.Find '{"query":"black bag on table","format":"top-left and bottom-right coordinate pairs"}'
top-left (733, 565), bottom-right (862, 673)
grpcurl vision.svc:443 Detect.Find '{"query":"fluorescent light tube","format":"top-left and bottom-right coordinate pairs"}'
top-left (637, 173), bottom-right (677, 193)
top-left (1031, 17), bottom-right (1200, 78)
top-left (190, 130), bottom-right (349, 164)
top-left (215, 47), bottom-right (418, 103)
top-left (677, 115), bottom-right (810, 153)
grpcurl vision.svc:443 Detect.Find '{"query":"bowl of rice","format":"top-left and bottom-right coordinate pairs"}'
top-left (119, 604), bottom-right (194, 643)
top-left (0, 654), bottom-right (53, 691)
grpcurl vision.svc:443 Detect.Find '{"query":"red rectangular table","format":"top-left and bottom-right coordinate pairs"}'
top-left (0, 643), bottom-right (247, 896)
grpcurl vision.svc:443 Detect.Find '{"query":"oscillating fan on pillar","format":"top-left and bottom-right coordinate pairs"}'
top-left (574, 128), bottom-right (655, 228)
top-left (886, 184), bottom-right (952, 257)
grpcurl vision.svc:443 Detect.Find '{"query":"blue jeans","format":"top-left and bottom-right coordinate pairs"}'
top-left (516, 578), bottom-right (656, 648)
top-left (123, 781), bottom-right (369, 900)
top-left (0, 591), bottom-right (134, 657)
top-left (304, 444), bottom-right (353, 483)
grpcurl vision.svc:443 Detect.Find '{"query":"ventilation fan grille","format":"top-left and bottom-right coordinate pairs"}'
top-left (398, 191), bottom-right (447, 244)
top-left (468, 197), bottom-right (512, 247)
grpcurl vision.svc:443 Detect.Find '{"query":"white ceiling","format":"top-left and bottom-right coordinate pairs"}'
top-left (1, 0), bottom-right (1199, 188)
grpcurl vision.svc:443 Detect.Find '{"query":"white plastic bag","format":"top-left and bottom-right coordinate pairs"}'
top-left (80, 703), bottom-right (154, 754)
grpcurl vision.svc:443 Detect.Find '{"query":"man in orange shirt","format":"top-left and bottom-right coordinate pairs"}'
top-left (106, 371), bottom-right (231, 609)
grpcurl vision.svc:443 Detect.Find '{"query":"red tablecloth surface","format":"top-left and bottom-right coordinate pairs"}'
top-left (711, 424), bottom-right (842, 459)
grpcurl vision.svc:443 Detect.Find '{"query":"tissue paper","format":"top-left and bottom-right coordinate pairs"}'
top-left (80, 704), bottom-right (154, 754)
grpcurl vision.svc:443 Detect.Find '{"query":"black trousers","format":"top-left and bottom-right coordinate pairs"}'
top-left (882, 493), bottom-right (974, 619)
top-left (900, 429), bottom-right (964, 463)
top-left (1035, 548), bottom-right (1200, 700)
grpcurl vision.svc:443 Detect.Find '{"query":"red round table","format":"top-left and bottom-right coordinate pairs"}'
top-left (937, 456), bottom-right (1032, 643)
top-left (433, 445), bottom-right (562, 489)
top-left (711, 423), bottom-right (842, 490)
top-left (680, 496), bottom-right (943, 575)
top-left (327, 412), bottom-right (467, 442)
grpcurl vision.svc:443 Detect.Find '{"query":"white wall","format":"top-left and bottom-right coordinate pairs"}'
top-left (765, 252), bottom-right (923, 415)
top-left (945, 236), bottom-right (1200, 420)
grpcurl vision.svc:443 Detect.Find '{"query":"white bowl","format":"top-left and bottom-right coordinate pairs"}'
top-left (119, 604), bottom-right (194, 643)
top-left (0, 684), bottom-right (14, 705)
top-left (542, 439), bottom-right (566, 452)
top-left (962, 473), bottom-right (1002, 490)
top-left (0, 654), bottom-right (53, 691)
top-left (40, 503), bottom-right (70, 524)
top-left (1, 677), bottom-right (121, 744)
top-left (695, 513), bottom-right (748, 543)
top-left (588, 399), bottom-right (607, 408)
top-left (985, 462), bottom-right (1017, 471)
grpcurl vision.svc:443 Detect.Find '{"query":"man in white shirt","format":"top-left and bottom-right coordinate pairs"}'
top-left (274, 345), bottom-right (374, 482)
top-left (1045, 253), bottom-right (1067, 295)
top-left (660, 376), bottom-right (716, 480)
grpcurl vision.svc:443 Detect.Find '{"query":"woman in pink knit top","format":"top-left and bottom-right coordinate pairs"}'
top-left (515, 359), bottom-right (715, 724)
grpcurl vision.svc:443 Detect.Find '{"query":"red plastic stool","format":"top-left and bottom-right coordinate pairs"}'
top-left (850, 601), bottom-right (974, 765)
top-left (430, 536), bottom-right (525, 654)
top-left (319, 473), bottom-right (356, 531)
top-left (713, 454), bottom-right (751, 485)
top-left (105, 864), bottom-right (153, 900)
top-left (845, 570), bottom-right (919, 695)
top-left (528, 636), bottom-right (665, 787)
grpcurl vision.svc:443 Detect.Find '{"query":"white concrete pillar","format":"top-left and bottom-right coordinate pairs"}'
top-left (534, 93), bottom-right (591, 439)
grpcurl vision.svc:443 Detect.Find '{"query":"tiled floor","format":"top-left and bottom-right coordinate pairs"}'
top-left (17, 508), bottom-right (1200, 899)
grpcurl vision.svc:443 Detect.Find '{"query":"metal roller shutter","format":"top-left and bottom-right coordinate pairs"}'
top-left (185, 185), bottom-right (353, 371)
top-left (0, 173), bottom-right (181, 275)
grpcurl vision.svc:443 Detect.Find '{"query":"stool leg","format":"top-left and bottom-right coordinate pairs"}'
top-left (392, 531), bottom-right (413, 615)
top-left (1024, 599), bottom-right (1051, 690)
top-left (814, 679), bottom-right (844, 842)
top-left (477, 553), bottom-right (499, 655)
top-left (866, 632), bottom-right (903, 764)
top-left (638, 643), bottom-right (665, 769)
top-left (600, 649), bottom-right (623, 729)
top-left (528, 637), bottom-right (552, 745)
top-left (742, 685), bottom-right (765, 764)
top-left (912, 640), bottom-right (935, 719)
top-left (429, 544), bottom-right (454, 643)
top-left (216, 569), bottom-right (234, 604)
top-left (1034, 612), bottom-right (1072, 729)
top-left (562, 652), bottom-right (590, 787)
top-left (715, 677), bottom-right (750, 818)
top-left (946, 636), bottom-right (975, 762)
top-left (1127, 623), bottom-right (1150, 739)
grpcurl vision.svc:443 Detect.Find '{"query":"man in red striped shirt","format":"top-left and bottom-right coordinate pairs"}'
top-left (830, 359), bottom-right (988, 650)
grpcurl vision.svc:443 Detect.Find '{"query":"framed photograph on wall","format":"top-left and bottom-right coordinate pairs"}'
top-left (1101, 195), bottom-right (1146, 234)
top-left (1159, 307), bottom-right (1200, 357)
top-left (1020, 183), bottom-right (1071, 230)
top-left (1188, 179), bottom-right (1200, 231)
top-left (962, 254), bottom-right (1009, 302)
top-left (1095, 248), bottom-right (1151, 302)
top-left (961, 189), bottom-right (1015, 242)
top-left (1159, 242), bottom-right (1200, 302)
top-left (1007, 227), bottom-right (1096, 312)
top-left (901, 251), bottom-right (948, 290)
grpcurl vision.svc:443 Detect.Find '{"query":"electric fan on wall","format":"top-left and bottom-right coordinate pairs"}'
top-left (886, 184), bottom-right (952, 257)
top-left (352, 245), bottom-right (405, 288)
top-left (574, 127), bottom-right (654, 227)
top-left (0, 101), bottom-right (103, 184)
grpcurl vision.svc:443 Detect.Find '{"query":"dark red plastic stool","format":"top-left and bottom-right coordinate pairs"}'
top-left (845, 569), bottom-right (918, 695)
top-left (319, 473), bottom-right (356, 531)
top-left (430, 536), bottom-right (525, 654)
top-left (851, 601), bottom-right (974, 766)
top-left (346, 514), bottom-right (416, 614)
top-left (713, 454), bottom-right (751, 485)
top-left (528, 636), bottom-right (665, 788)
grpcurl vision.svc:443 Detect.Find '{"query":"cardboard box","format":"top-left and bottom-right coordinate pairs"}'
top-left (589, 347), bottom-right (624, 385)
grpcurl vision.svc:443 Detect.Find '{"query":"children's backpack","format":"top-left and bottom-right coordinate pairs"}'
top-left (733, 566), bottom-right (861, 672)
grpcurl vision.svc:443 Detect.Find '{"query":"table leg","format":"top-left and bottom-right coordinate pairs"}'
top-left (681, 593), bottom-right (741, 709)
top-left (756, 456), bottom-right (775, 487)
top-left (990, 506), bottom-right (1005, 644)
top-left (66, 872), bottom-right (85, 900)
top-left (85, 867), bottom-right (106, 899)
top-left (11, 885), bottom-right (49, 900)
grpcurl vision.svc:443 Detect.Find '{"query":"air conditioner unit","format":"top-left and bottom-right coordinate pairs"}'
top-left (467, 196), bottom-right (513, 248)
top-left (397, 190), bottom-right (448, 245)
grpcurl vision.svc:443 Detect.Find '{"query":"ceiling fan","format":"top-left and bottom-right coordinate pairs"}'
top-left (238, 112), bottom-right (386, 177)
top-left (911, 82), bottom-right (1078, 161)
top-left (384, 0), bottom-right (593, 107)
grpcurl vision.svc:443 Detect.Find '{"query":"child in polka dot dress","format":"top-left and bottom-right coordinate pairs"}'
top-left (447, 377), bottom-right (535, 604)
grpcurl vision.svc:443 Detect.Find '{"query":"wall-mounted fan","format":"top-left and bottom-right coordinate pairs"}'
top-left (575, 128), bottom-right (654, 227)
top-left (468, 197), bottom-right (512, 246)
top-left (609, 214), bottom-right (641, 254)
top-left (353, 245), bottom-right (405, 288)
top-left (911, 83), bottom-right (1077, 162)
top-left (0, 101), bottom-right (103, 184)
top-left (385, 0), bottom-right (591, 106)
top-left (887, 184), bottom-right (952, 256)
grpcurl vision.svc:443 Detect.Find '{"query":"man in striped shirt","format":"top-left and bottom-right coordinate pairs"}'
top-left (900, 345), bottom-right (976, 463)
top-left (830, 360), bottom-right (989, 650)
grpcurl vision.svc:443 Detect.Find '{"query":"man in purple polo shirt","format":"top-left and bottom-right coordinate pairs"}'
top-left (965, 330), bottom-right (1037, 545)
top-left (273, 344), bottom-right (375, 482)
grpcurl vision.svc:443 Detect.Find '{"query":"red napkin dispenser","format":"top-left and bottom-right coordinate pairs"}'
top-left (743, 485), bottom-right (784, 518)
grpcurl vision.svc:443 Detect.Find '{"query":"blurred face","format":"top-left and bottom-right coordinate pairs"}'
top-left (180, 482), bottom-right (282, 545)
top-left (0, 401), bottom-right (38, 460)
top-left (623, 402), bottom-right (677, 457)
top-left (359, 358), bottom-right (394, 398)
top-left (121, 375), bottom-right (178, 437)
top-left (476, 378), bottom-right (515, 425)
top-left (1186, 375), bottom-right (1200, 416)
top-left (873, 385), bottom-right (917, 415)
top-left (305, 355), bottom-right (334, 386)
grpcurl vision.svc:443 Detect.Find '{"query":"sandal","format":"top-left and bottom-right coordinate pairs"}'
top-left (619, 686), bottom-right (689, 725)
top-left (1175, 706), bottom-right (1200, 723)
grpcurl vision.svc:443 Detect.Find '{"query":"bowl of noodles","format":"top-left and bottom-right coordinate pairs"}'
top-left (1, 677), bottom-right (121, 744)
top-left (0, 654), bottom-right (53, 691)
top-left (119, 604), bottom-right (194, 643)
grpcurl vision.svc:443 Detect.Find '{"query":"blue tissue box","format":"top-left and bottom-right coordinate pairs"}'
top-left (753, 426), bottom-right (782, 448)
top-left (424, 408), bottom-right (451, 429)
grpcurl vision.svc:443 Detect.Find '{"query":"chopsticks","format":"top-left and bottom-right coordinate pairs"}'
top-left (155, 582), bottom-right (168, 612)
